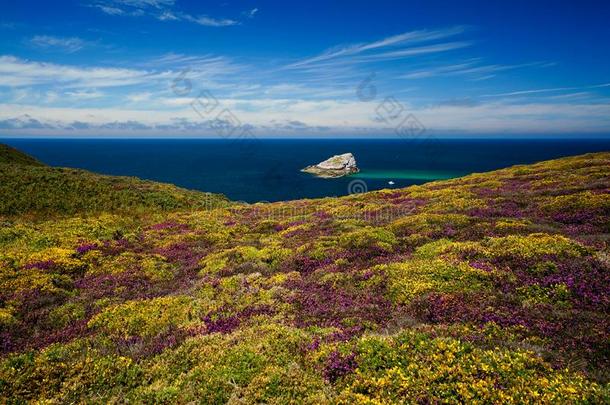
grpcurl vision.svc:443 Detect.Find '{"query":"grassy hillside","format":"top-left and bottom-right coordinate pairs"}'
top-left (0, 143), bottom-right (44, 167)
top-left (0, 150), bottom-right (609, 403)
top-left (0, 144), bottom-right (228, 216)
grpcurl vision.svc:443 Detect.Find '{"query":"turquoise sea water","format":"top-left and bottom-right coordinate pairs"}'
top-left (2, 138), bottom-right (609, 202)
top-left (352, 170), bottom-right (462, 181)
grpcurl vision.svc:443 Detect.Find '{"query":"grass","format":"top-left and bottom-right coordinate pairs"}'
top-left (0, 144), bottom-right (229, 217)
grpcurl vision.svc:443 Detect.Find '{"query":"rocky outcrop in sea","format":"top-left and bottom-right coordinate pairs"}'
top-left (301, 153), bottom-right (359, 178)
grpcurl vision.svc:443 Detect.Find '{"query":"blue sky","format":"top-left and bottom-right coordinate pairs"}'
top-left (1, 0), bottom-right (609, 137)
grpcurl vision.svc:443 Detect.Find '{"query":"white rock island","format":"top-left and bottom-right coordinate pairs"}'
top-left (301, 153), bottom-right (360, 178)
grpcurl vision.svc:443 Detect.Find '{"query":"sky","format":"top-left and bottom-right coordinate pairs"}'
top-left (1, 0), bottom-right (610, 137)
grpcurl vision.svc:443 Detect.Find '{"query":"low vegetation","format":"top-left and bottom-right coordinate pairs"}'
top-left (0, 144), bottom-right (228, 216)
top-left (1, 146), bottom-right (609, 403)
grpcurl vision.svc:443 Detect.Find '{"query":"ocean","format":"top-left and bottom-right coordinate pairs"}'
top-left (2, 138), bottom-right (609, 202)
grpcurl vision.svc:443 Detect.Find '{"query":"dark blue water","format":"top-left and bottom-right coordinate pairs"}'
top-left (2, 138), bottom-right (609, 202)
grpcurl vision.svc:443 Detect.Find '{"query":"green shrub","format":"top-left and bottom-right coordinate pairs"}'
top-left (87, 296), bottom-right (200, 338)
top-left (377, 258), bottom-right (491, 304)
top-left (338, 226), bottom-right (398, 251)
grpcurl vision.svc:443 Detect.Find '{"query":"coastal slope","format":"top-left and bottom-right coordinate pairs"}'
top-left (0, 148), bottom-right (609, 403)
top-left (0, 144), bottom-right (228, 216)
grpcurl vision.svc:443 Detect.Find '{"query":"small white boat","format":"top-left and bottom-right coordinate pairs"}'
top-left (388, 181), bottom-right (395, 185)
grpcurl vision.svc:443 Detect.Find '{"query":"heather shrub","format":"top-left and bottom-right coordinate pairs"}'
top-left (239, 363), bottom-right (330, 404)
top-left (87, 296), bottom-right (200, 338)
top-left (0, 306), bottom-right (17, 328)
top-left (0, 261), bottom-right (73, 296)
top-left (338, 226), bottom-right (397, 251)
top-left (413, 238), bottom-right (454, 259)
top-left (494, 218), bottom-right (532, 233)
top-left (87, 251), bottom-right (141, 276)
top-left (483, 233), bottom-right (589, 258)
top-left (333, 331), bottom-right (607, 404)
top-left (0, 225), bottom-right (26, 246)
top-left (411, 188), bottom-right (485, 212)
top-left (139, 254), bottom-right (177, 281)
top-left (1, 150), bottom-right (608, 402)
top-left (0, 339), bottom-right (142, 403)
top-left (516, 283), bottom-right (572, 308)
top-left (378, 258), bottom-right (491, 304)
top-left (197, 272), bottom-right (289, 316)
top-left (199, 245), bottom-right (291, 276)
top-left (390, 213), bottom-right (472, 236)
top-left (133, 323), bottom-right (311, 403)
top-left (47, 302), bottom-right (86, 328)
top-left (447, 233), bottom-right (589, 260)
top-left (542, 191), bottom-right (610, 213)
top-left (25, 247), bottom-right (87, 274)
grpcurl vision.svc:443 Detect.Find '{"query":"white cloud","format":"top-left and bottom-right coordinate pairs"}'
top-left (91, 0), bottom-right (242, 27)
top-left (481, 83), bottom-right (610, 98)
top-left (96, 0), bottom-right (174, 11)
top-left (355, 41), bottom-right (471, 62)
top-left (29, 35), bottom-right (88, 53)
top-left (181, 14), bottom-right (238, 27)
top-left (401, 60), bottom-right (551, 80)
top-left (285, 26), bottom-right (469, 69)
top-left (94, 5), bottom-right (122, 15)
top-left (157, 11), bottom-right (179, 20)
top-left (117, 0), bottom-right (174, 7)
top-left (65, 89), bottom-right (105, 99)
top-left (0, 55), bottom-right (162, 88)
top-left (126, 92), bottom-right (152, 102)
top-left (44, 91), bottom-right (59, 103)
top-left (3, 24), bottom-right (610, 136)
top-left (1, 95), bottom-right (609, 135)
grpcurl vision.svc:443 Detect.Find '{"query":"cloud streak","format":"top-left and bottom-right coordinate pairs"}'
top-left (0, 55), bottom-right (162, 88)
top-left (2, 95), bottom-right (610, 136)
top-left (401, 60), bottom-right (551, 80)
top-left (91, 0), bottom-right (249, 27)
top-left (180, 14), bottom-right (238, 27)
top-left (29, 35), bottom-right (89, 53)
top-left (285, 26), bottom-right (469, 69)
top-left (2, 22), bottom-right (609, 136)
top-left (482, 82), bottom-right (610, 98)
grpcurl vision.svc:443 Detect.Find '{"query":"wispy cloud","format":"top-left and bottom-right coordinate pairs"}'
top-left (154, 10), bottom-right (238, 25)
top-left (355, 41), bottom-right (471, 62)
top-left (401, 60), bottom-right (552, 80)
top-left (116, 0), bottom-right (174, 7)
top-left (126, 92), bottom-right (152, 102)
top-left (3, 21), bottom-right (610, 136)
top-left (29, 35), bottom-right (89, 53)
top-left (91, 0), bottom-right (249, 27)
top-left (285, 26), bottom-right (469, 69)
top-left (65, 89), bottom-right (105, 100)
top-left (482, 82), bottom-right (610, 98)
top-left (141, 52), bottom-right (245, 84)
top-left (93, 5), bottom-right (128, 15)
top-left (2, 97), bottom-right (610, 135)
top-left (0, 55), bottom-right (161, 88)
top-left (92, 0), bottom-right (174, 14)
top-left (181, 14), bottom-right (238, 27)
top-left (0, 22), bottom-right (21, 30)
